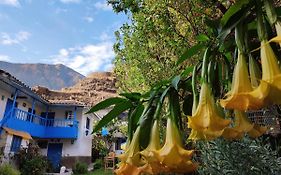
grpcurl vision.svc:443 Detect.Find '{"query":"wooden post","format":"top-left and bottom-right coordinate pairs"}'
top-left (30, 98), bottom-right (35, 122)
top-left (10, 89), bottom-right (18, 118)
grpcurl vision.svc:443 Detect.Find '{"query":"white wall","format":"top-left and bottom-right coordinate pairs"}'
top-left (39, 108), bottom-right (94, 157)
top-left (0, 89), bottom-right (11, 120)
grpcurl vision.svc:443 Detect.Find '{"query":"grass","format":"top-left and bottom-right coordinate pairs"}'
top-left (87, 168), bottom-right (114, 175)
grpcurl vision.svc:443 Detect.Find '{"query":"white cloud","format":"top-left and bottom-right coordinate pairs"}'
top-left (0, 0), bottom-right (20, 7)
top-left (0, 31), bottom-right (31, 45)
top-left (94, 1), bottom-right (112, 11)
top-left (51, 42), bottom-right (115, 75)
top-left (55, 8), bottom-right (68, 14)
top-left (60, 0), bottom-right (80, 3)
top-left (83, 16), bottom-right (94, 23)
top-left (0, 55), bottom-right (10, 61)
top-left (99, 32), bottom-right (112, 41)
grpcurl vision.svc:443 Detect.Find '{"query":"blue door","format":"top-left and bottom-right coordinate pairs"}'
top-left (47, 143), bottom-right (63, 172)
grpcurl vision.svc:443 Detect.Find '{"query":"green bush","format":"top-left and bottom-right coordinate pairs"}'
top-left (14, 143), bottom-right (48, 175)
top-left (0, 164), bottom-right (20, 175)
top-left (73, 162), bottom-right (88, 174)
top-left (93, 159), bottom-right (102, 169)
top-left (195, 137), bottom-right (281, 175)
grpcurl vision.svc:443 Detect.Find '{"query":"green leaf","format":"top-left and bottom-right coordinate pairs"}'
top-left (196, 34), bottom-right (210, 42)
top-left (92, 101), bottom-right (132, 133)
top-left (171, 75), bottom-right (181, 90)
top-left (221, 0), bottom-right (250, 27)
top-left (139, 105), bottom-right (156, 149)
top-left (169, 88), bottom-right (182, 129)
top-left (128, 104), bottom-right (144, 141)
top-left (160, 86), bottom-right (170, 102)
top-left (183, 94), bottom-right (193, 116)
top-left (86, 97), bottom-right (127, 114)
top-left (177, 43), bottom-right (205, 65)
top-left (131, 104), bottom-right (145, 127)
top-left (120, 92), bottom-right (142, 101)
top-left (181, 66), bottom-right (194, 77)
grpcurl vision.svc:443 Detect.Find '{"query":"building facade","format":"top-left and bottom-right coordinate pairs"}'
top-left (0, 69), bottom-right (97, 170)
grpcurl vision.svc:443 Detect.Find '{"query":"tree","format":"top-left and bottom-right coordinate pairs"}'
top-left (111, 0), bottom-right (225, 92)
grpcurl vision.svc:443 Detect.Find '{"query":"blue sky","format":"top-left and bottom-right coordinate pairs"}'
top-left (0, 0), bottom-right (128, 75)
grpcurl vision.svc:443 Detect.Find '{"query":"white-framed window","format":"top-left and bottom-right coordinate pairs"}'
top-left (65, 111), bottom-right (73, 120)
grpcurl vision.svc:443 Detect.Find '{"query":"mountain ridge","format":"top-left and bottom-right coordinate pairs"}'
top-left (0, 61), bottom-right (85, 90)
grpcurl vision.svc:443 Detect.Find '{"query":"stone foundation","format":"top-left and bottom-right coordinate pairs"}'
top-left (61, 156), bottom-right (92, 168)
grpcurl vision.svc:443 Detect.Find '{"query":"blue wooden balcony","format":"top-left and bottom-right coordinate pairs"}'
top-left (3, 108), bottom-right (78, 139)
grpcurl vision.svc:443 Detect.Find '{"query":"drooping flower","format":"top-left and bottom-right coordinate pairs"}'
top-left (248, 124), bottom-right (267, 138)
top-left (222, 110), bottom-right (254, 140)
top-left (188, 83), bottom-right (231, 135)
top-left (139, 120), bottom-right (169, 174)
top-left (156, 118), bottom-right (197, 173)
top-left (257, 40), bottom-right (281, 105)
top-left (220, 51), bottom-right (268, 110)
top-left (115, 127), bottom-right (144, 175)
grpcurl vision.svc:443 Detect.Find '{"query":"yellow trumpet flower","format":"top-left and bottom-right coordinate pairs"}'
top-left (220, 51), bottom-right (268, 110)
top-left (156, 118), bottom-right (197, 173)
top-left (188, 129), bottom-right (217, 141)
top-left (139, 120), bottom-right (169, 174)
top-left (188, 83), bottom-right (231, 132)
top-left (116, 127), bottom-right (143, 175)
top-left (248, 124), bottom-right (267, 138)
top-left (222, 110), bottom-right (254, 140)
top-left (115, 163), bottom-right (143, 175)
top-left (258, 40), bottom-right (281, 105)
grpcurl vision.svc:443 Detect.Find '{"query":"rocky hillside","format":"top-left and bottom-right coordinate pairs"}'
top-left (33, 72), bottom-right (117, 106)
top-left (0, 61), bottom-right (85, 90)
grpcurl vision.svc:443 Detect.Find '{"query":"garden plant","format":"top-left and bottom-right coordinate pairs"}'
top-left (88, 0), bottom-right (281, 174)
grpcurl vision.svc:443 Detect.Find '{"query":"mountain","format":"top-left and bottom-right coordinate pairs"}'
top-left (33, 72), bottom-right (117, 106)
top-left (0, 61), bottom-right (85, 90)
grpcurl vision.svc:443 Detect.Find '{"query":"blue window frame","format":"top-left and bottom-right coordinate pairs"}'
top-left (10, 136), bottom-right (22, 152)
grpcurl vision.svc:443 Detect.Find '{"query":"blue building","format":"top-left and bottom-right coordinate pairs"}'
top-left (0, 69), bottom-right (97, 170)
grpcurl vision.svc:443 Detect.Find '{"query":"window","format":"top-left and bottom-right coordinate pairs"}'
top-left (86, 117), bottom-right (90, 130)
top-left (10, 136), bottom-right (22, 152)
top-left (37, 140), bottom-right (48, 149)
top-left (65, 111), bottom-right (73, 120)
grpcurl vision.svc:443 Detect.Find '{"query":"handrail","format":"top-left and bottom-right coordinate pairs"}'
top-left (11, 107), bottom-right (78, 128)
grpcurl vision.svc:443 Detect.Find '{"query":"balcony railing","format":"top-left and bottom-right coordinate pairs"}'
top-left (13, 108), bottom-right (77, 127)
top-left (3, 107), bottom-right (79, 139)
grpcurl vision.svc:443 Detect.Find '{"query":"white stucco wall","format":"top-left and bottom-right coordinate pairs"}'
top-left (0, 89), bottom-right (11, 120)
top-left (39, 108), bottom-right (94, 157)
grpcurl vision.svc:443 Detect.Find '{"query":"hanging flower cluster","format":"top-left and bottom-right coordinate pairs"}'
top-left (116, 118), bottom-right (197, 175)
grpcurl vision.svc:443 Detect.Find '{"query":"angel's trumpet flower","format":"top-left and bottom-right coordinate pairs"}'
top-left (139, 120), bottom-right (168, 174)
top-left (248, 124), bottom-right (267, 138)
top-left (222, 110), bottom-right (254, 140)
top-left (156, 118), bottom-right (197, 173)
top-left (220, 51), bottom-right (268, 110)
top-left (249, 56), bottom-right (262, 88)
top-left (188, 83), bottom-right (231, 133)
top-left (188, 129), bottom-right (217, 141)
top-left (258, 40), bottom-right (281, 105)
top-left (116, 127), bottom-right (143, 175)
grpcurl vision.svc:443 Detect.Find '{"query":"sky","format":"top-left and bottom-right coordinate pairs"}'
top-left (0, 0), bottom-right (129, 75)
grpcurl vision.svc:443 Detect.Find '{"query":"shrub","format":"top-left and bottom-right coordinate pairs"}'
top-left (0, 164), bottom-right (20, 175)
top-left (72, 162), bottom-right (88, 174)
top-left (14, 142), bottom-right (48, 175)
top-left (93, 159), bottom-right (102, 169)
top-left (195, 137), bottom-right (281, 175)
